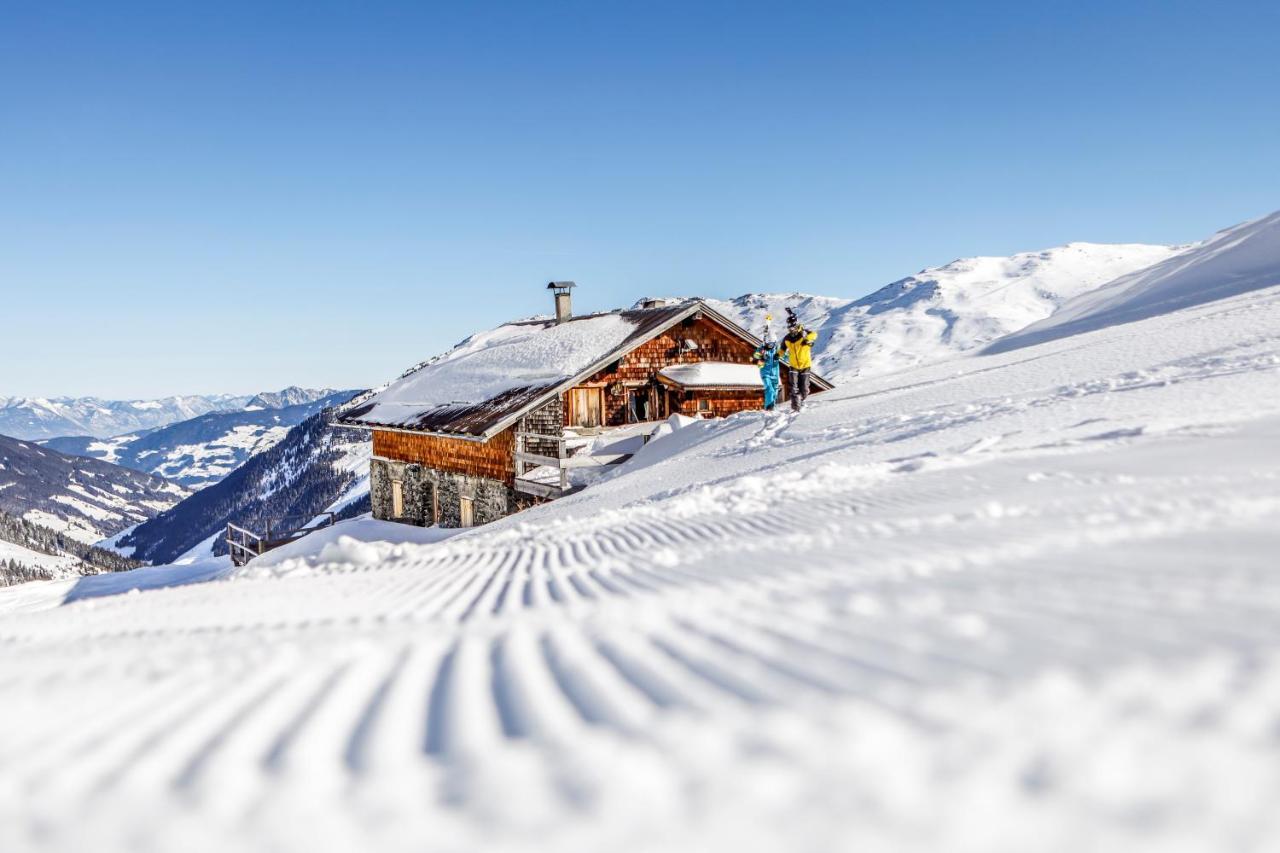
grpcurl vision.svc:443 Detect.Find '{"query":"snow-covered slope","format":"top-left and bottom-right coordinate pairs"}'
top-left (43, 391), bottom-right (359, 489)
top-left (0, 434), bottom-right (189, 545)
top-left (703, 241), bottom-right (1180, 380)
top-left (0, 387), bottom-right (340, 440)
top-left (0, 536), bottom-right (77, 585)
top-left (2, 264), bottom-right (1278, 851)
top-left (0, 510), bottom-right (140, 585)
top-left (987, 209), bottom-right (1280, 353)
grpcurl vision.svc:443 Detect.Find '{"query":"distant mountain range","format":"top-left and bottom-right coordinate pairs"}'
top-left (43, 390), bottom-right (360, 489)
top-left (0, 433), bottom-right (189, 546)
top-left (0, 386), bottom-right (341, 440)
top-left (118, 405), bottom-right (370, 565)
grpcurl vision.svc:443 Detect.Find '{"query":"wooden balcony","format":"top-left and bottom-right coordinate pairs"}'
top-left (513, 422), bottom-right (664, 499)
top-left (226, 512), bottom-right (336, 567)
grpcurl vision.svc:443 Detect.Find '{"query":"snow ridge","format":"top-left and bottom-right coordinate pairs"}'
top-left (988, 210), bottom-right (1280, 352)
top-left (704, 241), bottom-right (1180, 380)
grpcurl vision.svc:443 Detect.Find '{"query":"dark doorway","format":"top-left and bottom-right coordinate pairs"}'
top-left (627, 388), bottom-right (652, 423)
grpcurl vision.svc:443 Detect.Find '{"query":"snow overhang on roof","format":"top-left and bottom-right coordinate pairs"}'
top-left (658, 362), bottom-right (763, 389)
top-left (339, 299), bottom-right (833, 440)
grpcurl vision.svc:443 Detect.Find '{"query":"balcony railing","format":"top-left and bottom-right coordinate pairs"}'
top-left (225, 512), bottom-right (336, 567)
top-left (513, 422), bottom-right (664, 499)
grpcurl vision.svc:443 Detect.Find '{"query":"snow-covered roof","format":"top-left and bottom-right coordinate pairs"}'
top-left (658, 362), bottom-right (763, 388)
top-left (342, 299), bottom-right (832, 439)
top-left (342, 302), bottom-right (718, 438)
top-left (348, 313), bottom-right (643, 432)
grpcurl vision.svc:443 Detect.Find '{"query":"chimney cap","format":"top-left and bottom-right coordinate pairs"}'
top-left (547, 280), bottom-right (576, 291)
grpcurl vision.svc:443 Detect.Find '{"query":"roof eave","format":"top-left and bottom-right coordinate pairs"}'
top-left (335, 418), bottom-right (490, 443)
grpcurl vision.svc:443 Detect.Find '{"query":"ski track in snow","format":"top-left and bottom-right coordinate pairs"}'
top-left (2, 287), bottom-right (1280, 852)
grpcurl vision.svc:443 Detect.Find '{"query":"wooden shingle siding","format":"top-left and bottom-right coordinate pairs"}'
top-left (373, 429), bottom-right (516, 486)
top-left (671, 389), bottom-right (763, 419)
top-left (570, 316), bottom-right (761, 427)
top-left (519, 398), bottom-right (563, 457)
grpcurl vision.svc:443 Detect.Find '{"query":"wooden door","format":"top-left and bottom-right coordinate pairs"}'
top-left (569, 387), bottom-right (604, 428)
top-left (391, 479), bottom-right (404, 519)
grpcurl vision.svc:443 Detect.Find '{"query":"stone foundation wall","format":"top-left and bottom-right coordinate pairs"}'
top-left (432, 471), bottom-right (514, 527)
top-left (370, 456), bottom-right (516, 528)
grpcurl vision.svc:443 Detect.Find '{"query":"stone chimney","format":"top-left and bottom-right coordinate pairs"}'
top-left (547, 281), bottom-right (576, 324)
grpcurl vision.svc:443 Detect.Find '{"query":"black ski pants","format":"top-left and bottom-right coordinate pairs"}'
top-left (788, 368), bottom-right (811, 411)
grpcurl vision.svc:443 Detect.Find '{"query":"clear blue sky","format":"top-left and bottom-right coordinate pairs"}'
top-left (2, 0), bottom-right (1276, 398)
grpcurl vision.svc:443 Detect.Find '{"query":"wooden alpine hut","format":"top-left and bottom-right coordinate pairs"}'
top-left (338, 283), bottom-right (832, 528)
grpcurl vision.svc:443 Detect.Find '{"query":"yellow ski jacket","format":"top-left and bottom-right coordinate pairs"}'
top-left (780, 329), bottom-right (818, 370)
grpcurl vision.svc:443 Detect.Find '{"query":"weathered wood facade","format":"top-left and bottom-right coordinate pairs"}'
top-left (373, 429), bottom-right (516, 487)
top-left (563, 314), bottom-right (771, 428)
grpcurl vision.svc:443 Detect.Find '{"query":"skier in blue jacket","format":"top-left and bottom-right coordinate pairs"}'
top-left (752, 318), bottom-right (783, 411)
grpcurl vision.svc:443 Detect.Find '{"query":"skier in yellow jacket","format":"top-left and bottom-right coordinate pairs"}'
top-left (780, 308), bottom-right (818, 412)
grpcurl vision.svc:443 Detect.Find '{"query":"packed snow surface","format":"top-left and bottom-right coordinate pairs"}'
top-left (3, 279), bottom-right (1280, 851)
top-left (357, 314), bottom-right (639, 425)
top-left (658, 361), bottom-right (763, 387)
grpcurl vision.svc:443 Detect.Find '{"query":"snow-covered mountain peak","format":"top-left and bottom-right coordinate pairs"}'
top-left (706, 241), bottom-right (1182, 380)
top-left (242, 386), bottom-right (339, 411)
top-left (988, 209), bottom-right (1280, 353)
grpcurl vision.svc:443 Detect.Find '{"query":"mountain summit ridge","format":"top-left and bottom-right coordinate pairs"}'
top-left (702, 240), bottom-right (1183, 380)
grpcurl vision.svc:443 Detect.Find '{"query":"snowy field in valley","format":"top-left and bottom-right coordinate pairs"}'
top-left (2, 275), bottom-right (1280, 851)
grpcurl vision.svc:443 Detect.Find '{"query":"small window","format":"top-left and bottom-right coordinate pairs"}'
top-left (391, 479), bottom-right (404, 518)
top-left (459, 496), bottom-right (474, 528)
top-left (696, 398), bottom-right (712, 415)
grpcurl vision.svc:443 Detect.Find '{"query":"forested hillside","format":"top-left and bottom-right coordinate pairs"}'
top-left (118, 407), bottom-right (369, 564)
top-left (0, 509), bottom-right (140, 586)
